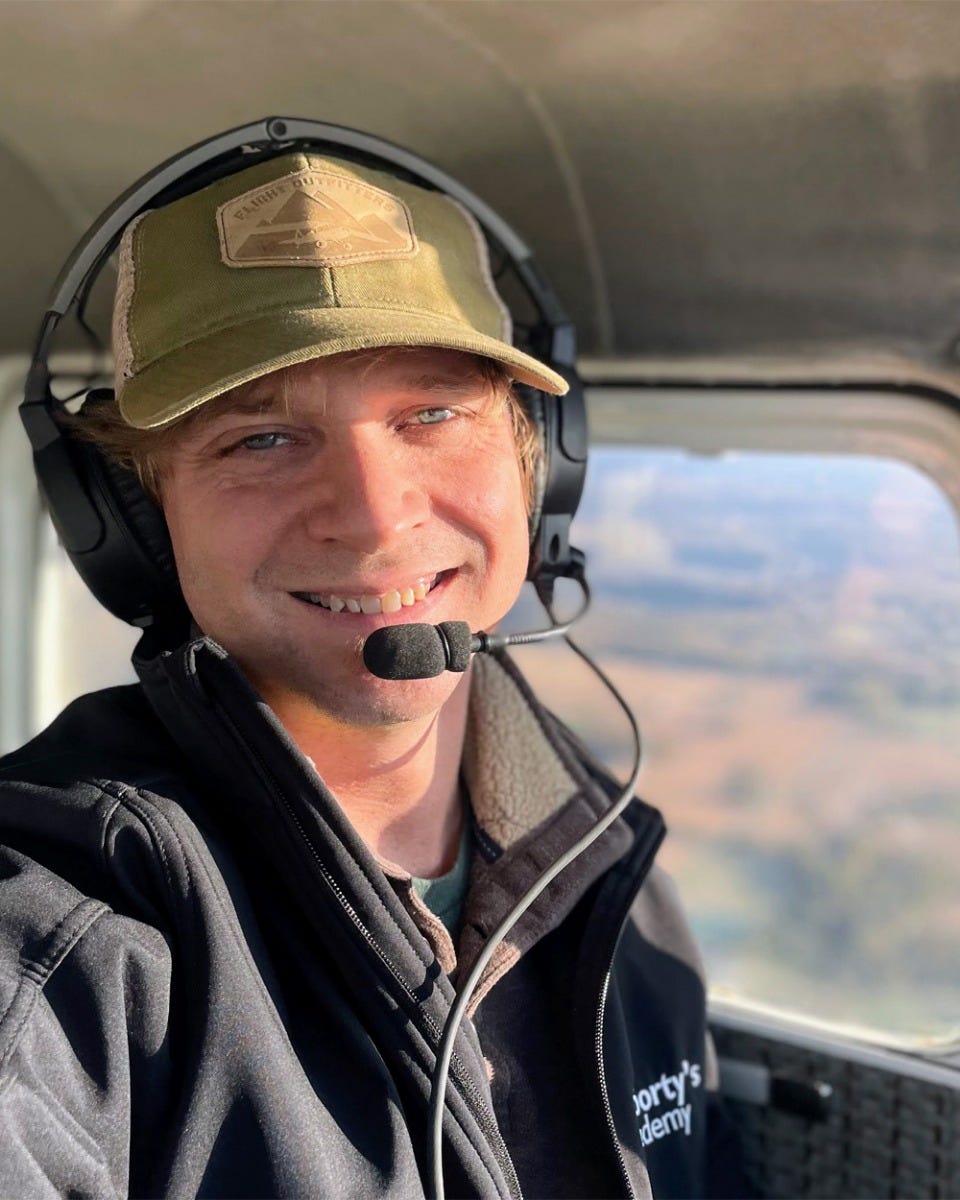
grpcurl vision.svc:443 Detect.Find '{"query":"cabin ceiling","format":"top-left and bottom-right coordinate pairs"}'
top-left (2, 0), bottom-right (960, 380)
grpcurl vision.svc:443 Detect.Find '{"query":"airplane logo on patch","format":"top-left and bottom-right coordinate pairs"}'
top-left (217, 168), bottom-right (418, 268)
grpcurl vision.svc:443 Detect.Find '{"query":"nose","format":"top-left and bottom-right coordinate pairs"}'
top-left (302, 430), bottom-right (429, 552)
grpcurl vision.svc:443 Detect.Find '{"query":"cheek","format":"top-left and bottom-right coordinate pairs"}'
top-left (161, 480), bottom-right (265, 615)
top-left (162, 505), bottom-right (217, 623)
top-left (456, 448), bottom-right (531, 584)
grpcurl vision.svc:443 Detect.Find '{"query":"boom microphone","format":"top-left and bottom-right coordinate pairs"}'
top-left (361, 572), bottom-right (593, 681)
top-left (362, 621), bottom-right (476, 680)
top-left (362, 621), bottom-right (518, 680)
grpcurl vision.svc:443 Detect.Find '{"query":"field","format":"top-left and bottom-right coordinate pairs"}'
top-left (510, 641), bottom-right (960, 1041)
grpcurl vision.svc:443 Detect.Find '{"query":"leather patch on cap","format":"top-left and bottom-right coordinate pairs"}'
top-left (217, 168), bottom-right (418, 268)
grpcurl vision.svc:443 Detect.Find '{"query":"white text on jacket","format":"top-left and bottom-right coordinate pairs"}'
top-left (631, 1059), bottom-right (702, 1148)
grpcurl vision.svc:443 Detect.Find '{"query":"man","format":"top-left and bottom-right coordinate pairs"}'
top-left (0, 149), bottom-right (742, 1197)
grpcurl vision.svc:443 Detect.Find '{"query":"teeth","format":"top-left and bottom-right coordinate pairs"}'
top-left (298, 574), bottom-right (441, 613)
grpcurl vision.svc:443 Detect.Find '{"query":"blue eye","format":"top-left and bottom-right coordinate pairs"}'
top-left (238, 431), bottom-right (292, 451)
top-left (413, 407), bottom-right (456, 425)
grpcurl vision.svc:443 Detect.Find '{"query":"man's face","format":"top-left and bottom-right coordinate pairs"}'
top-left (159, 348), bottom-right (531, 727)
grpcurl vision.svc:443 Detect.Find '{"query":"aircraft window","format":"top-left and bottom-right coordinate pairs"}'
top-left (507, 399), bottom-right (960, 1045)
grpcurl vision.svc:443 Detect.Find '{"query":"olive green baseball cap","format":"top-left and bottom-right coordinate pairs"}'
top-left (112, 152), bottom-right (568, 428)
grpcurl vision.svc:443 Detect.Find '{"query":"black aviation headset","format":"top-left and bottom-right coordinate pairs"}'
top-left (19, 116), bottom-right (588, 634)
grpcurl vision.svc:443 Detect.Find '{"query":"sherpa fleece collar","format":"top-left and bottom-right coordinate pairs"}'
top-left (454, 653), bottom-right (633, 1008)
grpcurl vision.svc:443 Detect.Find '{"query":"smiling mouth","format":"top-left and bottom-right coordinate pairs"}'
top-left (291, 572), bottom-right (447, 615)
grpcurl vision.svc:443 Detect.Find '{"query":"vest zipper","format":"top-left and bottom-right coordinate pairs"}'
top-left (579, 809), bottom-right (666, 1200)
top-left (596, 970), bottom-right (636, 1199)
top-left (214, 703), bottom-right (522, 1199)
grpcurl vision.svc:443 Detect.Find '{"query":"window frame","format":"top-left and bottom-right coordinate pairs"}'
top-left (586, 383), bottom-right (960, 526)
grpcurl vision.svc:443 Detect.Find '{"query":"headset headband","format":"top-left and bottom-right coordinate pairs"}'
top-left (21, 117), bottom-right (587, 628)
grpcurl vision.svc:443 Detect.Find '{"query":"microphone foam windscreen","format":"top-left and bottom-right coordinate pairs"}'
top-left (437, 621), bottom-right (473, 672)
top-left (362, 624), bottom-right (448, 680)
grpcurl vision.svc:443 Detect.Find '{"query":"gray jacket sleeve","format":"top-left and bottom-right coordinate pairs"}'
top-left (0, 845), bottom-right (172, 1198)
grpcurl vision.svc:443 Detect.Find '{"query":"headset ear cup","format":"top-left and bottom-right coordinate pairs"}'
top-left (36, 415), bottom-right (186, 628)
top-left (96, 453), bottom-right (178, 582)
top-left (519, 371), bottom-right (588, 586)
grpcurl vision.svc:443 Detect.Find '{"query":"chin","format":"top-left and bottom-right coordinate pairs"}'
top-left (316, 682), bottom-right (462, 729)
top-left (256, 655), bottom-right (465, 729)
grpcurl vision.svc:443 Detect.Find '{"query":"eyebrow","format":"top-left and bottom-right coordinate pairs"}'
top-left (196, 390), bottom-right (286, 424)
top-left (403, 372), bottom-right (489, 396)
top-left (221, 372), bottom-right (485, 411)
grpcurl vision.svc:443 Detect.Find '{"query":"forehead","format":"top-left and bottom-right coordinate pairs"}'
top-left (224, 347), bottom-right (496, 414)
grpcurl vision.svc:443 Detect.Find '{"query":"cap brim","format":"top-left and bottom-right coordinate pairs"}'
top-left (119, 307), bottom-right (569, 428)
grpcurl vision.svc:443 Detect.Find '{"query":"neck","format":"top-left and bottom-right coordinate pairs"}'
top-left (261, 676), bottom-right (471, 878)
